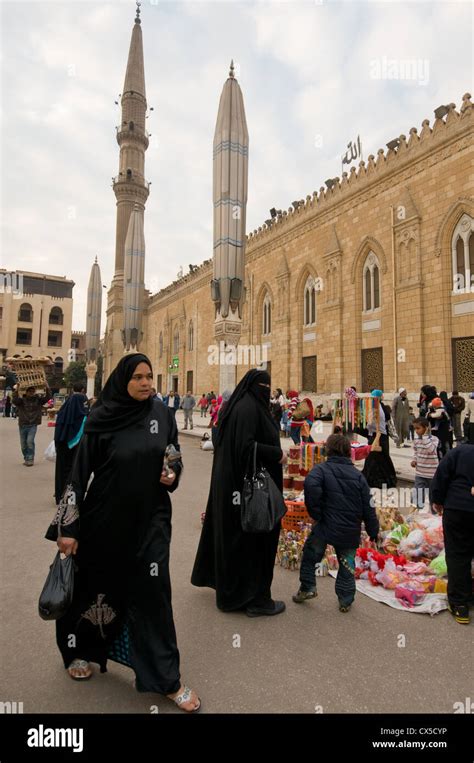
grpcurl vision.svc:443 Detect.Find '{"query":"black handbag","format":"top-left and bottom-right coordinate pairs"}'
top-left (38, 550), bottom-right (75, 620)
top-left (241, 442), bottom-right (287, 533)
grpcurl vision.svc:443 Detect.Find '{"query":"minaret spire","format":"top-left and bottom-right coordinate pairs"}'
top-left (112, 7), bottom-right (149, 277)
top-left (104, 4), bottom-right (150, 379)
top-left (211, 62), bottom-right (249, 391)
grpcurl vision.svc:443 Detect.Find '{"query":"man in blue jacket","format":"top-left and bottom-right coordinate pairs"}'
top-left (293, 433), bottom-right (379, 612)
top-left (431, 444), bottom-right (474, 624)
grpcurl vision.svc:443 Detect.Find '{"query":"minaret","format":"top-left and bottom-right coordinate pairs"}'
top-left (85, 257), bottom-right (102, 398)
top-left (104, 1), bottom-right (150, 377)
top-left (211, 60), bottom-right (249, 391)
top-left (113, 0), bottom-right (149, 278)
top-left (122, 202), bottom-right (145, 351)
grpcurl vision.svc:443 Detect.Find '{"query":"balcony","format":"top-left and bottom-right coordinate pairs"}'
top-left (116, 122), bottom-right (149, 138)
top-left (112, 172), bottom-right (151, 191)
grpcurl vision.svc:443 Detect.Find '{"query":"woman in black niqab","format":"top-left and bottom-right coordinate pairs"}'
top-left (192, 369), bottom-right (286, 616)
top-left (45, 353), bottom-right (200, 711)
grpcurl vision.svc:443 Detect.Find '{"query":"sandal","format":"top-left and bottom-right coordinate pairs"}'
top-left (167, 685), bottom-right (201, 713)
top-left (67, 658), bottom-right (92, 680)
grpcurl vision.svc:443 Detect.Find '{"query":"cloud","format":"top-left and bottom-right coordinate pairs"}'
top-left (1, 0), bottom-right (470, 332)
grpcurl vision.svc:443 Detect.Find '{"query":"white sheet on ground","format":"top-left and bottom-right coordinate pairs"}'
top-left (328, 570), bottom-right (448, 615)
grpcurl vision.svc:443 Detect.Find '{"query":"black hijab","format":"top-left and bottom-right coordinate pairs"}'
top-left (85, 353), bottom-right (154, 433)
top-left (217, 369), bottom-right (272, 444)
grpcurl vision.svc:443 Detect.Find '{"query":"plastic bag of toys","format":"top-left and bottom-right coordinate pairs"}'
top-left (399, 529), bottom-right (425, 558)
top-left (429, 550), bottom-right (447, 578)
top-left (382, 523), bottom-right (410, 554)
top-left (375, 558), bottom-right (409, 589)
top-left (395, 581), bottom-right (426, 608)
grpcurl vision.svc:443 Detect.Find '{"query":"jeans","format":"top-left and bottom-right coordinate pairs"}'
top-left (299, 527), bottom-right (356, 607)
top-left (19, 424), bottom-right (37, 462)
top-left (183, 409), bottom-right (193, 429)
top-left (412, 475), bottom-right (433, 511)
top-left (200, 408), bottom-right (206, 418)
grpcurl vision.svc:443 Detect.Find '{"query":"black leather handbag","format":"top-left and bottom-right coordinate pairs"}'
top-left (241, 442), bottom-right (287, 533)
top-left (38, 551), bottom-right (75, 620)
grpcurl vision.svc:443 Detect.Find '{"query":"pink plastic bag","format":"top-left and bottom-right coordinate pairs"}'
top-left (395, 582), bottom-right (426, 608)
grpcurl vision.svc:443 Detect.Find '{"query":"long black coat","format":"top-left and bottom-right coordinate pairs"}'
top-left (191, 394), bottom-right (283, 611)
top-left (430, 445), bottom-right (474, 513)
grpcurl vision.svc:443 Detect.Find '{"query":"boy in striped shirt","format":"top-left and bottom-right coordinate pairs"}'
top-left (411, 417), bottom-right (440, 512)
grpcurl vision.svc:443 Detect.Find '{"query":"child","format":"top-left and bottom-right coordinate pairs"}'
top-left (408, 407), bottom-right (415, 441)
top-left (293, 433), bottom-right (379, 612)
top-left (410, 417), bottom-right (439, 512)
top-left (198, 394), bottom-right (208, 418)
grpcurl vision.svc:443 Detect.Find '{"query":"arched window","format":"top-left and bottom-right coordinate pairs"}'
top-left (363, 253), bottom-right (381, 312)
top-left (159, 332), bottom-right (163, 358)
top-left (49, 307), bottom-right (63, 325)
top-left (54, 357), bottom-right (63, 371)
top-left (18, 303), bottom-right (33, 322)
top-left (173, 327), bottom-right (179, 355)
top-left (303, 277), bottom-right (316, 326)
top-left (452, 214), bottom-right (474, 293)
top-left (188, 321), bottom-right (194, 351)
top-left (262, 294), bottom-right (271, 335)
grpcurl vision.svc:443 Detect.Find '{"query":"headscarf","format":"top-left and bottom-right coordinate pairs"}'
top-left (430, 398), bottom-right (443, 408)
top-left (217, 369), bottom-right (272, 444)
top-left (398, 387), bottom-right (406, 394)
top-left (54, 393), bottom-right (88, 444)
top-left (85, 353), bottom-right (154, 433)
top-left (287, 390), bottom-right (298, 399)
top-left (344, 386), bottom-right (357, 399)
top-left (420, 385), bottom-right (437, 400)
top-left (371, 389), bottom-right (383, 398)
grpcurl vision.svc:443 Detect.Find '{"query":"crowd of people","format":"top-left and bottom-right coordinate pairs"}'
top-left (4, 361), bottom-right (473, 713)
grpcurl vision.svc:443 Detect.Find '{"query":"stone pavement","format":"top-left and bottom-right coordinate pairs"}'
top-left (0, 417), bottom-right (472, 715)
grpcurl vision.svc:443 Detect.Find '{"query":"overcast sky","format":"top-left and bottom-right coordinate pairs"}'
top-left (1, 0), bottom-right (472, 331)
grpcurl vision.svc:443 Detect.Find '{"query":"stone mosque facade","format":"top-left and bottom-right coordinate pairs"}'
top-left (103, 12), bottom-right (474, 398)
top-left (141, 94), bottom-right (474, 397)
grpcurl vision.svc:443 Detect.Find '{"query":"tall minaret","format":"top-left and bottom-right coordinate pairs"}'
top-left (211, 60), bottom-right (249, 392)
top-left (122, 202), bottom-right (145, 351)
top-left (104, 1), bottom-right (149, 377)
top-left (85, 257), bottom-right (102, 398)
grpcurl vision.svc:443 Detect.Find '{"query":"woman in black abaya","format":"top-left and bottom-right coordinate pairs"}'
top-left (191, 369), bottom-right (287, 616)
top-left (54, 385), bottom-right (89, 503)
top-left (45, 353), bottom-right (200, 712)
top-left (362, 389), bottom-right (397, 490)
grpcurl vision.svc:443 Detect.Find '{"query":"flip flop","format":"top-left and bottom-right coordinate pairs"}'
top-left (168, 685), bottom-right (201, 713)
top-left (67, 658), bottom-right (93, 680)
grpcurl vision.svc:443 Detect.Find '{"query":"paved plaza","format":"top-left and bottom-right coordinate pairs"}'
top-left (0, 416), bottom-right (472, 715)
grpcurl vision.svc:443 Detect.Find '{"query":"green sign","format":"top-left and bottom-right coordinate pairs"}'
top-left (168, 356), bottom-right (179, 370)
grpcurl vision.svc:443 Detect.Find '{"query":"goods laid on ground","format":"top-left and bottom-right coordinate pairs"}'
top-left (275, 499), bottom-right (337, 572)
top-left (277, 500), bottom-right (469, 614)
